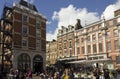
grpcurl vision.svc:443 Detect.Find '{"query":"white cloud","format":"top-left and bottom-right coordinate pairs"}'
top-left (47, 0), bottom-right (120, 41)
top-left (46, 29), bottom-right (58, 41)
top-left (52, 5), bottom-right (100, 29)
top-left (46, 21), bottom-right (52, 25)
top-left (47, 4), bottom-right (100, 41)
top-left (101, 0), bottom-right (120, 20)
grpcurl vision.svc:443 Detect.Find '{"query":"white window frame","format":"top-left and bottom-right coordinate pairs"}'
top-left (22, 14), bottom-right (29, 22)
top-left (36, 40), bottom-right (41, 50)
top-left (36, 29), bottom-right (41, 37)
top-left (22, 25), bottom-right (28, 34)
top-left (22, 38), bottom-right (28, 48)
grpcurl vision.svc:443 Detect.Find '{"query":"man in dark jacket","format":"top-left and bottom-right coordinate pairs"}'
top-left (103, 68), bottom-right (110, 79)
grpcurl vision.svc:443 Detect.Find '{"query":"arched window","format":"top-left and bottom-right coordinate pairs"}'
top-left (18, 54), bottom-right (31, 71)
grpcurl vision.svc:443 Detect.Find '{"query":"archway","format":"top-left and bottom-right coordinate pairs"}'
top-left (33, 55), bottom-right (43, 73)
top-left (17, 53), bottom-right (31, 72)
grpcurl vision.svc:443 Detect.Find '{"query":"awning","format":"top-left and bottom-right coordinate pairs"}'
top-left (67, 58), bottom-right (112, 64)
top-left (57, 56), bottom-right (77, 61)
top-left (67, 60), bottom-right (86, 64)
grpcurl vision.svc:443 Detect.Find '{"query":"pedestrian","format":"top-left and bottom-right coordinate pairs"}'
top-left (13, 70), bottom-right (19, 79)
top-left (116, 68), bottom-right (120, 79)
top-left (93, 67), bottom-right (101, 79)
top-left (103, 68), bottom-right (110, 79)
top-left (27, 69), bottom-right (32, 79)
top-left (39, 75), bottom-right (45, 79)
top-left (63, 69), bottom-right (70, 79)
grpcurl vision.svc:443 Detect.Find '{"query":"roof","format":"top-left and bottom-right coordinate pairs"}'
top-left (19, 0), bottom-right (38, 12)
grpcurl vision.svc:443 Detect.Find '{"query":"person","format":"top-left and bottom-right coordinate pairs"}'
top-left (103, 68), bottom-right (110, 79)
top-left (68, 68), bottom-right (74, 79)
top-left (27, 69), bottom-right (32, 79)
top-left (63, 69), bottom-right (70, 79)
top-left (39, 75), bottom-right (45, 79)
top-left (116, 68), bottom-right (120, 79)
top-left (93, 67), bottom-right (101, 79)
top-left (13, 70), bottom-right (19, 79)
top-left (53, 72), bottom-right (59, 79)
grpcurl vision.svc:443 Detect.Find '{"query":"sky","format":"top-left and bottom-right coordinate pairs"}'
top-left (0, 0), bottom-right (120, 41)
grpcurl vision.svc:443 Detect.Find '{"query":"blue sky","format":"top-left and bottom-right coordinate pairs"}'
top-left (0, 0), bottom-right (120, 41)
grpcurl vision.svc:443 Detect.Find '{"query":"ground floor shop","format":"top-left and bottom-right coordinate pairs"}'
top-left (11, 49), bottom-right (46, 73)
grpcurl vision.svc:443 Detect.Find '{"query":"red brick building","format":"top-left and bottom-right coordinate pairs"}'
top-left (0, 0), bottom-right (46, 73)
top-left (72, 9), bottom-right (120, 69)
top-left (57, 9), bottom-right (120, 69)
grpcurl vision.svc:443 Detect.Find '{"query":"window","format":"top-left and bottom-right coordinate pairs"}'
top-left (64, 51), bottom-right (67, 57)
top-left (59, 39), bottom-right (62, 43)
top-left (99, 56), bottom-right (104, 59)
top-left (107, 42), bottom-right (111, 51)
top-left (64, 43), bottom-right (66, 49)
top-left (77, 47), bottom-right (80, 54)
top-left (22, 26), bottom-right (28, 34)
top-left (98, 33), bottom-right (102, 39)
top-left (114, 29), bottom-right (118, 36)
top-left (93, 44), bottom-right (97, 53)
top-left (36, 40), bottom-right (41, 49)
top-left (22, 38), bottom-right (28, 47)
top-left (106, 31), bottom-right (110, 37)
top-left (81, 38), bottom-right (84, 42)
top-left (22, 15), bottom-right (28, 22)
top-left (114, 40), bottom-right (119, 50)
top-left (87, 36), bottom-right (90, 41)
top-left (18, 54), bottom-right (30, 71)
top-left (88, 45), bottom-right (91, 54)
top-left (70, 49), bottom-right (72, 56)
top-left (59, 44), bottom-right (62, 50)
top-left (92, 35), bottom-right (96, 40)
top-left (69, 41), bottom-right (72, 48)
top-left (76, 39), bottom-right (79, 44)
top-left (36, 30), bottom-right (41, 37)
top-left (106, 21), bottom-right (109, 26)
top-left (36, 20), bottom-right (41, 28)
top-left (88, 57), bottom-right (92, 60)
top-left (99, 43), bottom-right (103, 52)
top-left (59, 52), bottom-right (62, 57)
top-left (64, 36), bottom-right (67, 41)
top-left (92, 26), bottom-right (95, 30)
top-left (93, 57), bottom-right (98, 60)
top-left (69, 34), bottom-right (72, 39)
top-left (82, 47), bottom-right (85, 54)
top-left (116, 56), bottom-right (120, 64)
top-left (98, 24), bottom-right (102, 28)
top-left (113, 19), bottom-right (117, 25)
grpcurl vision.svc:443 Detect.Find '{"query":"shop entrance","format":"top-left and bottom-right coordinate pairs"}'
top-left (33, 55), bottom-right (43, 73)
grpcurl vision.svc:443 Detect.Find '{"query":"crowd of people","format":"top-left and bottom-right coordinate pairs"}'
top-left (5, 66), bottom-right (120, 79)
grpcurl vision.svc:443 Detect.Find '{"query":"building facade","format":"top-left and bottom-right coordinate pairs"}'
top-left (57, 9), bottom-right (120, 69)
top-left (57, 24), bottom-right (80, 66)
top-left (46, 40), bottom-right (57, 66)
top-left (0, 0), bottom-right (46, 73)
top-left (74, 9), bottom-right (120, 69)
